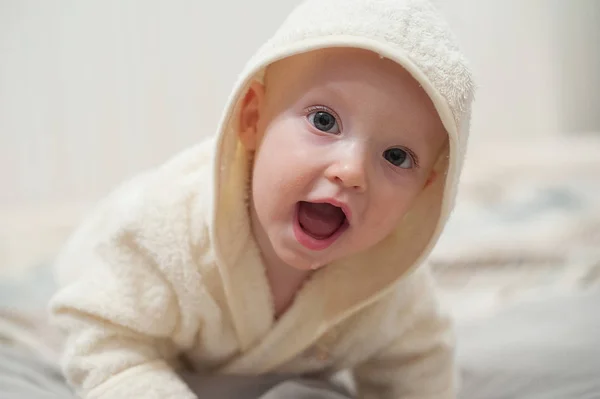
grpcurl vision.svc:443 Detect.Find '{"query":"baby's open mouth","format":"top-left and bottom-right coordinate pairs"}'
top-left (297, 201), bottom-right (347, 240)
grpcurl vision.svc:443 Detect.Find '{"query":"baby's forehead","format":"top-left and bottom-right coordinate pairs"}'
top-left (264, 49), bottom-right (439, 117)
top-left (266, 48), bottom-right (438, 116)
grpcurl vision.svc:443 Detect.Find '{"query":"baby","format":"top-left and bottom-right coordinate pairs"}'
top-left (49, 0), bottom-right (474, 398)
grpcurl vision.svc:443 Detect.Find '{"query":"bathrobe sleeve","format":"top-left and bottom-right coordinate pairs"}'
top-left (352, 268), bottom-right (457, 399)
top-left (48, 162), bottom-right (208, 399)
top-left (49, 239), bottom-right (197, 399)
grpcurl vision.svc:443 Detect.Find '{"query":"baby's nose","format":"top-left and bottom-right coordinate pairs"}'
top-left (325, 154), bottom-right (367, 192)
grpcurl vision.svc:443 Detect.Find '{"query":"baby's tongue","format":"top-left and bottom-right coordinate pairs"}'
top-left (297, 201), bottom-right (345, 239)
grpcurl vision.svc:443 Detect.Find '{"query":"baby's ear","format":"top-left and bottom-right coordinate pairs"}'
top-left (238, 81), bottom-right (266, 151)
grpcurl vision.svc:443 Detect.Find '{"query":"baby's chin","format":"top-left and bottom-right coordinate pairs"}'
top-left (275, 245), bottom-right (365, 272)
top-left (274, 247), bottom-right (330, 272)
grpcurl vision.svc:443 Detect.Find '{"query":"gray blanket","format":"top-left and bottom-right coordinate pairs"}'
top-left (0, 348), bottom-right (350, 398)
top-left (457, 290), bottom-right (600, 399)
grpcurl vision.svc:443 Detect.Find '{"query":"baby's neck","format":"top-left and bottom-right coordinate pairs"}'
top-left (264, 260), bottom-right (312, 319)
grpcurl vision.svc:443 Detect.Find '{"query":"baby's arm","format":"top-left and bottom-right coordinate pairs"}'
top-left (49, 175), bottom-right (203, 399)
top-left (352, 268), bottom-right (457, 399)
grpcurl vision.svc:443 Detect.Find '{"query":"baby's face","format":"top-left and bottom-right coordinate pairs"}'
top-left (239, 48), bottom-right (446, 271)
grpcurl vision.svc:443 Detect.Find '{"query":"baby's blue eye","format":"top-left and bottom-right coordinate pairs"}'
top-left (383, 148), bottom-right (413, 169)
top-left (308, 111), bottom-right (340, 134)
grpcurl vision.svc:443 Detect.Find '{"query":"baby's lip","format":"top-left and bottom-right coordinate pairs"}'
top-left (306, 198), bottom-right (352, 224)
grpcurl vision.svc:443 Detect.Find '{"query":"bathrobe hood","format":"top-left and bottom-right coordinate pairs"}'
top-left (211, 0), bottom-right (474, 361)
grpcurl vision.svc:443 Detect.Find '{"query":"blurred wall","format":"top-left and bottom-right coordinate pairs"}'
top-left (1, 0), bottom-right (598, 207)
top-left (553, 0), bottom-right (600, 134)
top-left (0, 0), bottom-right (297, 206)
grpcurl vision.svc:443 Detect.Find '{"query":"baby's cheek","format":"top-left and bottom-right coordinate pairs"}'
top-left (366, 198), bottom-right (411, 235)
top-left (366, 217), bottom-right (397, 245)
